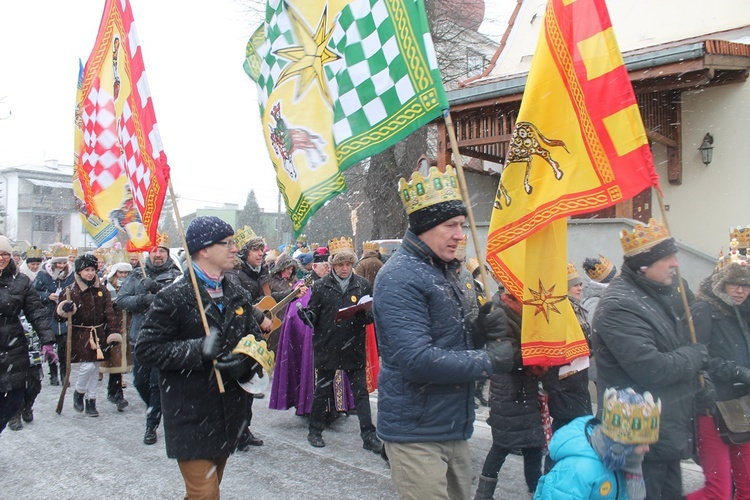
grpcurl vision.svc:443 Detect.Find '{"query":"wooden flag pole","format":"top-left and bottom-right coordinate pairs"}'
top-left (168, 180), bottom-right (225, 393)
top-left (654, 188), bottom-right (705, 391)
top-left (443, 111), bottom-right (492, 296)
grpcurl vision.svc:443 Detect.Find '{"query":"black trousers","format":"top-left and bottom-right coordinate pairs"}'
top-left (642, 459), bottom-right (682, 499)
top-left (309, 367), bottom-right (374, 439)
top-left (480, 442), bottom-right (542, 493)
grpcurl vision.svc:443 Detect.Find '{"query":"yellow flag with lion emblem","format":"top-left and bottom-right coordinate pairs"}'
top-left (486, 0), bottom-right (660, 366)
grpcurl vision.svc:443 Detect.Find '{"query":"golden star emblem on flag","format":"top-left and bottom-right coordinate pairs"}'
top-left (523, 280), bottom-right (567, 323)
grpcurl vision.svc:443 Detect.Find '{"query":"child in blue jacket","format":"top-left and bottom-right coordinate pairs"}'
top-left (535, 388), bottom-right (661, 500)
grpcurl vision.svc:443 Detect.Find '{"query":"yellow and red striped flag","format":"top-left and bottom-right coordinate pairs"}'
top-left (486, 0), bottom-right (660, 366)
top-left (74, 0), bottom-right (170, 251)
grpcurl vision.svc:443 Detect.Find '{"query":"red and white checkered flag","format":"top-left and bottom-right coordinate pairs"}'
top-left (76, 0), bottom-right (170, 250)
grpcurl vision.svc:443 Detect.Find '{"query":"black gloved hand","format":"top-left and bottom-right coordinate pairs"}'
top-left (138, 294), bottom-right (156, 308)
top-left (354, 310), bottom-right (368, 326)
top-left (694, 343), bottom-right (710, 370)
top-left (297, 307), bottom-right (316, 328)
top-left (734, 364), bottom-right (750, 385)
top-left (485, 339), bottom-right (517, 374)
top-left (476, 302), bottom-right (510, 341)
top-left (142, 278), bottom-right (162, 294)
top-left (215, 353), bottom-right (258, 381)
top-left (61, 301), bottom-right (75, 313)
top-left (201, 327), bottom-right (223, 361)
top-left (695, 375), bottom-right (717, 412)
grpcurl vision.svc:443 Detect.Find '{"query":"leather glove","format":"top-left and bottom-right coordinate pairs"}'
top-left (734, 364), bottom-right (750, 385)
top-left (476, 302), bottom-right (510, 341)
top-left (41, 344), bottom-right (59, 364)
top-left (214, 353), bottom-right (259, 381)
top-left (142, 278), bottom-right (162, 294)
top-left (695, 375), bottom-right (717, 413)
top-left (60, 300), bottom-right (75, 313)
top-left (201, 327), bottom-right (223, 361)
top-left (297, 306), bottom-right (316, 328)
top-left (485, 339), bottom-right (517, 374)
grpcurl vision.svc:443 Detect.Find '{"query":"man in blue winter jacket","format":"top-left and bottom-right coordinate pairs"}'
top-left (373, 167), bottom-right (519, 500)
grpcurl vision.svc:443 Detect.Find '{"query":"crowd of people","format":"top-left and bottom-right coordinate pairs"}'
top-left (0, 167), bottom-right (749, 499)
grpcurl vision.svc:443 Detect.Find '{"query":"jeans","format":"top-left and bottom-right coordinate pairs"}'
top-left (480, 443), bottom-right (542, 493)
top-left (0, 389), bottom-right (24, 433)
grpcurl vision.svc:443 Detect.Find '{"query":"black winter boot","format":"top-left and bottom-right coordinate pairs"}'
top-left (474, 475), bottom-right (498, 500)
top-left (144, 426), bottom-right (157, 445)
top-left (307, 430), bottom-right (325, 448)
top-left (21, 402), bottom-right (34, 423)
top-left (49, 362), bottom-right (60, 386)
top-left (73, 391), bottom-right (85, 412)
top-left (85, 398), bottom-right (99, 417)
top-left (8, 412), bottom-right (23, 431)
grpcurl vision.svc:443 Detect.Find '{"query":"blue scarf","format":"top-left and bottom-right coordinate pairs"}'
top-left (192, 263), bottom-right (224, 311)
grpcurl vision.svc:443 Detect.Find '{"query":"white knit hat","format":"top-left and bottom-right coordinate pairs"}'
top-left (0, 236), bottom-right (12, 255)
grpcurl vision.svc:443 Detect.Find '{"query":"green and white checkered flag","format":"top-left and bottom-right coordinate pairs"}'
top-left (244, 0), bottom-right (447, 234)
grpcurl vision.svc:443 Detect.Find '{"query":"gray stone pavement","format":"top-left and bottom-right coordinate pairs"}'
top-left (0, 369), bottom-right (705, 499)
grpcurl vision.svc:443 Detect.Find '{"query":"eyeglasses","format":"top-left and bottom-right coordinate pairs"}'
top-left (214, 240), bottom-right (237, 249)
top-left (0, 253), bottom-right (10, 260)
top-left (726, 283), bottom-right (750, 292)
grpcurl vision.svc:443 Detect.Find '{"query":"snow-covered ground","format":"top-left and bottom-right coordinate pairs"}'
top-left (0, 369), bottom-right (704, 499)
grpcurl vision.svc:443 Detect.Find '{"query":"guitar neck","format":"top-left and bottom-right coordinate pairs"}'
top-left (269, 277), bottom-right (311, 315)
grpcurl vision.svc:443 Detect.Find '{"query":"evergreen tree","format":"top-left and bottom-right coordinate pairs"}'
top-left (238, 190), bottom-right (264, 235)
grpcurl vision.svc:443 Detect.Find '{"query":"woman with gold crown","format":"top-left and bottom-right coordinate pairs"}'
top-left (686, 237), bottom-right (750, 499)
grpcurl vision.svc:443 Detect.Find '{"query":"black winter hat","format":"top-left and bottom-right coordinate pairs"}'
top-left (408, 199), bottom-right (467, 235)
top-left (623, 238), bottom-right (678, 270)
top-left (185, 216), bottom-right (234, 255)
top-left (75, 253), bottom-right (99, 273)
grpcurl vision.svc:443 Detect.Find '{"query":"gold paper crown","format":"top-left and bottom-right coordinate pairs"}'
top-left (310, 243), bottom-right (320, 251)
top-left (716, 238), bottom-right (749, 271)
top-left (93, 247), bottom-right (107, 258)
top-left (328, 237), bottom-right (354, 256)
top-left (730, 226), bottom-right (750, 250)
top-left (69, 248), bottom-right (78, 258)
top-left (51, 245), bottom-right (74, 258)
top-left (155, 232), bottom-right (169, 248)
top-left (296, 234), bottom-right (307, 245)
top-left (601, 388), bottom-right (661, 445)
top-left (584, 255), bottom-right (615, 282)
top-left (620, 218), bottom-right (671, 257)
top-left (233, 225), bottom-right (258, 249)
top-left (26, 246), bottom-right (43, 259)
top-left (232, 335), bottom-right (275, 376)
top-left (567, 262), bottom-right (580, 283)
top-left (362, 241), bottom-right (379, 253)
top-left (398, 166), bottom-right (463, 215)
top-left (466, 257), bottom-right (480, 275)
top-left (457, 235), bottom-right (467, 250)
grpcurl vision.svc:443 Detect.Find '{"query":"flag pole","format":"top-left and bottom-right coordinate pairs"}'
top-left (653, 188), bottom-right (705, 393)
top-left (443, 110), bottom-right (492, 295)
top-left (168, 180), bottom-right (225, 393)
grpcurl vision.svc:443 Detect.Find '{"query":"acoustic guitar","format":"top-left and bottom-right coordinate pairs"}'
top-left (255, 274), bottom-right (314, 333)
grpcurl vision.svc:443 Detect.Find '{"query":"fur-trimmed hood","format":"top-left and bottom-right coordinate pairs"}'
top-left (697, 262), bottom-right (750, 313)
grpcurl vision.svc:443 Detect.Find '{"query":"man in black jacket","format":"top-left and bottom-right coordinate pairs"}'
top-left (116, 234), bottom-right (181, 445)
top-left (593, 219), bottom-right (710, 499)
top-left (136, 216), bottom-right (267, 499)
top-left (226, 231), bottom-right (295, 447)
top-left (299, 238), bottom-right (381, 454)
